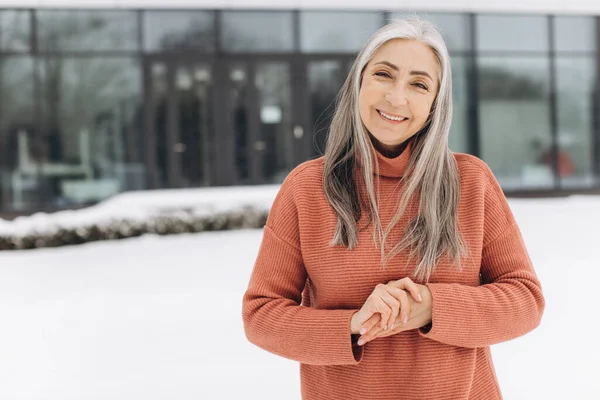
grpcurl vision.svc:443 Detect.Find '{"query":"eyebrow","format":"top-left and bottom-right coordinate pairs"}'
top-left (373, 61), bottom-right (434, 82)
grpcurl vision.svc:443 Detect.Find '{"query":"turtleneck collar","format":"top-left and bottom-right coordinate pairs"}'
top-left (371, 137), bottom-right (415, 178)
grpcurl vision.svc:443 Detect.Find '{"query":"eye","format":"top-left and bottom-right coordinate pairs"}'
top-left (375, 71), bottom-right (392, 79)
top-left (413, 82), bottom-right (429, 91)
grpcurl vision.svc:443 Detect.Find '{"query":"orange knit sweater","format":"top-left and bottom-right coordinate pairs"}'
top-left (242, 141), bottom-right (545, 400)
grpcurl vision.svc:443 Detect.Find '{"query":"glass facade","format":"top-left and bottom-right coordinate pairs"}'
top-left (0, 8), bottom-right (598, 213)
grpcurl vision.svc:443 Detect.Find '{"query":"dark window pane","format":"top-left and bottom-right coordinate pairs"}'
top-left (390, 12), bottom-right (470, 51)
top-left (476, 15), bottom-right (548, 52)
top-left (37, 10), bottom-right (138, 52)
top-left (300, 12), bottom-right (382, 53)
top-left (555, 57), bottom-right (597, 187)
top-left (478, 56), bottom-right (552, 189)
top-left (38, 57), bottom-right (146, 207)
top-left (144, 11), bottom-right (215, 52)
top-left (554, 16), bottom-right (596, 53)
top-left (308, 61), bottom-right (347, 157)
top-left (0, 57), bottom-right (39, 211)
top-left (221, 11), bottom-right (293, 53)
top-left (449, 56), bottom-right (469, 153)
top-left (0, 10), bottom-right (30, 51)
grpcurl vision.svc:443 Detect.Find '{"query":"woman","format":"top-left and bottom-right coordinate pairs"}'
top-left (242, 17), bottom-right (544, 400)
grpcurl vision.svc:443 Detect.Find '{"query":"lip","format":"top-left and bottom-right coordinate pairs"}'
top-left (377, 109), bottom-right (408, 124)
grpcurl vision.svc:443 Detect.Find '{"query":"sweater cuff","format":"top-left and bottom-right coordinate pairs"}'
top-left (417, 283), bottom-right (452, 342)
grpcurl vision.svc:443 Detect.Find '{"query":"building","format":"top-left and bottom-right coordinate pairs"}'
top-left (0, 0), bottom-right (599, 215)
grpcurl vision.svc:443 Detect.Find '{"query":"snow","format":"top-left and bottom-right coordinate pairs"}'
top-left (0, 192), bottom-right (599, 399)
top-left (0, 185), bottom-right (280, 237)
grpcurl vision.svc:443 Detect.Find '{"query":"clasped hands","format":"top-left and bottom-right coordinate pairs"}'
top-left (350, 277), bottom-right (432, 346)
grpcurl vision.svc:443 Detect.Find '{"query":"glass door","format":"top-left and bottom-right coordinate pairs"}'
top-left (145, 58), bottom-right (214, 188)
top-left (307, 58), bottom-right (353, 157)
top-left (223, 60), bottom-right (298, 185)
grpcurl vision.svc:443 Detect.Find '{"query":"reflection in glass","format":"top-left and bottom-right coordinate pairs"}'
top-left (151, 63), bottom-right (168, 187)
top-left (222, 12), bottom-right (293, 53)
top-left (390, 12), bottom-right (470, 51)
top-left (228, 64), bottom-right (249, 183)
top-left (144, 11), bottom-right (215, 52)
top-left (476, 15), bottom-right (548, 52)
top-left (300, 12), bottom-right (382, 53)
top-left (38, 57), bottom-right (144, 207)
top-left (176, 64), bottom-right (213, 186)
top-left (255, 63), bottom-right (292, 183)
top-left (478, 56), bottom-right (552, 189)
top-left (448, 56), bottom-right (468, 153)
top-left (0, 57), bottom-right (39, 211)
top-left (0, 10), bottom-right (30, 51)
top-left (555, 57), bottom-right (597, 187)
top-left (308, 61), bottom-right (345, 156)
top-left (37, 10), bottom-right (138, 51)
top-left (554, 16), bottom-right (597, 53)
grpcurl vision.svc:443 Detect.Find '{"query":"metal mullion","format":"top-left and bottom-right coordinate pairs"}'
top-left (548, 16), bottom-right (560, 189)
top-left (142, 58), bottom-right (158, 189)
top-left (166, 61), bottom-right (179, 188)
top-left (595, 17), bottom-right (600, 187)
top-left (467, 13), bottom-right (480, 157)
top-left (247, 62), bottom-right (262, 184)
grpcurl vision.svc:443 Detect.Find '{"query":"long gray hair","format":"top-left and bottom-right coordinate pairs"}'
top-left (322, 17), bottom-right (466, 283)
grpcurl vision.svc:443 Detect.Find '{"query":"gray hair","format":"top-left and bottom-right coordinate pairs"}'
top-left (322, 16), bottom-right (466, 283)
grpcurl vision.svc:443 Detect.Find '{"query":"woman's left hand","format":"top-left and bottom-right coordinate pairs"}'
top-left (357, 280), bottom-right (433, 345)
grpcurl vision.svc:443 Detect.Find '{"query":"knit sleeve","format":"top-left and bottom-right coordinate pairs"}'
top-left (242, 171), bottom-right (363, 365)
top-left (417, 163), bottom-right (545, 348)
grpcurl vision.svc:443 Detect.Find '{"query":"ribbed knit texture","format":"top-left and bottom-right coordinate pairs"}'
top-left (242, 141), bottom-right (545, 400)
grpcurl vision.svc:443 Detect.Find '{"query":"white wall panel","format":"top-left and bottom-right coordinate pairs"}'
top-left (0, 0), bottom-right (598, 14)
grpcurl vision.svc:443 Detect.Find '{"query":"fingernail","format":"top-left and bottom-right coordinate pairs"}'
top-left (403, 316), bottom-right (408, 324)
top-left (384, 325), bottom-right (387, 330)
top-left (390, 324), bottom-right (395, 330)
top-left (359, 328), bottom-right (367, 335)
top-left (357, 339), bottom-right (365, 346)
top-left (418, 294), bottom-right (423, 302)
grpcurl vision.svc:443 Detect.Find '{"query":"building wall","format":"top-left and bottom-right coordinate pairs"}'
top-left (1, 0), bottom-right (600, 14)
top-left (0, 6), bottom-right (598, 214)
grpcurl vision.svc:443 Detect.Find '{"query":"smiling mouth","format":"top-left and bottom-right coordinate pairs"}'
top-left (377, 109), bottom-right (408, 123)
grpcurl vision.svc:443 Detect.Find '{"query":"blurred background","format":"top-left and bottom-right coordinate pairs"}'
top-left (0, 0), bottom-right (598, 217)
top-left (0, 1), bottom-right (598, 399)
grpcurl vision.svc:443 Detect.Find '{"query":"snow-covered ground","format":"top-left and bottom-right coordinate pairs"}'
top-left (0, 194), bottom-right (599, 399)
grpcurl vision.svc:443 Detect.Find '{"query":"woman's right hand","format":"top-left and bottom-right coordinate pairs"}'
top-left (350, 279), bottom-right (422, 335)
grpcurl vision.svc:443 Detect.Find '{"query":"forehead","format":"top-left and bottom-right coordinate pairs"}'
top-left (368, 39), bottom-right (439, 78)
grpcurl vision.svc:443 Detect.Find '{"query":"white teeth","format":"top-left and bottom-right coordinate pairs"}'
top-left (379, 110), bottom-right (406, 122)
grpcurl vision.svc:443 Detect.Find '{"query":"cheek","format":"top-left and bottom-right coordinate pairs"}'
top-left (412, 100), bottom-right (434, 123)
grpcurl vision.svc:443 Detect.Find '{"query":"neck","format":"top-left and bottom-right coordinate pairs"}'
top-left (369, 135), bottom-right (409, 158)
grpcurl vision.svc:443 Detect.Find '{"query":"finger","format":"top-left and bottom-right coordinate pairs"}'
top-left (390, 278), bottom-right (422, 302)
top-left (385, 286), bottom-right (409, 327)
top-left (380, 288), bottom-right (401, 330)
top-left (396, 289), bottom-right (410, 325)
top-left (373, 301), bottom-right (391, 331)
top-left (359, 313), bottom-right (381, 335)
top-left (371, 285), bottom-right (392, 330)
top-left (359, 325), bottom-right (383, 345)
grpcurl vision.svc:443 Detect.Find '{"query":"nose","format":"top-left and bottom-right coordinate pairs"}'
top-left (384, 85), bottom-right (408, 107)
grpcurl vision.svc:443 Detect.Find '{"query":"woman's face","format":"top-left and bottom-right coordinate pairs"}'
top-left (359, 39), bottom-right (440, 154)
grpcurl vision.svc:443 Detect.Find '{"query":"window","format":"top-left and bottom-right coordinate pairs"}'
top-left (390, 12), bottom-right (471, 52)
top-left (300, 12), bottom-right (382, 53)
top-left (476, 15), bottom-right (548, 52)
top-left (554, 16), bottom-right (596, 53)
top-left (37, 57), bottom-right (145, 207)
top-left (0, 10), bottom-right (30, 51)
top-left (221, 11), bottom-right (294, 53)
top-left (37, 10), bottom-right (139, 52)
top-left (144, 11), bottom-right (215, 52)
top-left (555, 57), bottom-right (597, 188)
top-left (478, 56), bottom-right (553, 189)
top-left (0, 57), bottom-right (39, 210)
